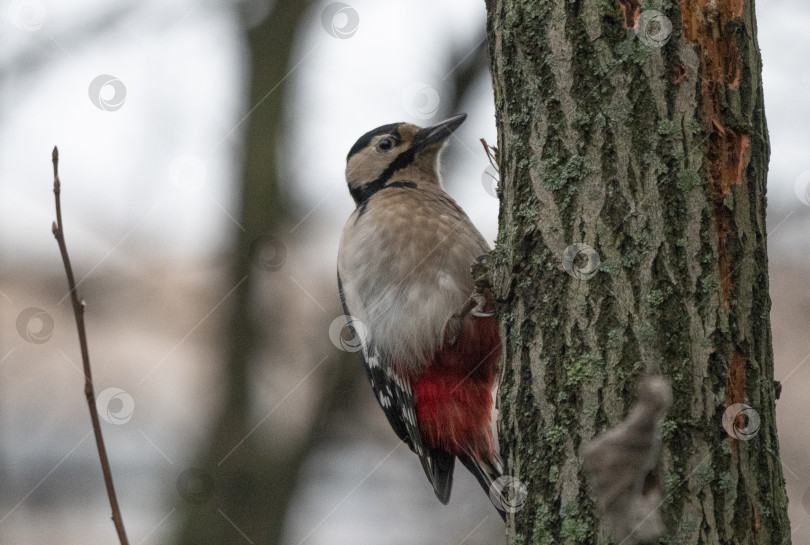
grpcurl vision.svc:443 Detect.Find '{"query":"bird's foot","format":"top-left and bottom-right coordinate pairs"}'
top-left (443, 254), bottom-right (497, 346)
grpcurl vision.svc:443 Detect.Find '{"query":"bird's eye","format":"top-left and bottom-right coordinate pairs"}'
top-left (377, 137), bottom-right (395, 151)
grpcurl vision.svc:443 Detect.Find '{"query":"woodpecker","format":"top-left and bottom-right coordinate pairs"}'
top-left (337, 113), bottom-right (504, 517)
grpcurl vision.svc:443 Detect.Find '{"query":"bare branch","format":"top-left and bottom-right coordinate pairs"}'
top-left (51, 147), bottom-right (130, 545)
top-left (581, 375), bottom-right (673, 545)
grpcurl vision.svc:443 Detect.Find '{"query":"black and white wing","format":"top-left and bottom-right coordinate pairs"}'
top-left (337, 271), bottom-right (455, 503)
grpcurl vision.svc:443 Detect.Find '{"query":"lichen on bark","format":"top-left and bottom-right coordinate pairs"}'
top-left (485, 0), bottom-right (790, 542)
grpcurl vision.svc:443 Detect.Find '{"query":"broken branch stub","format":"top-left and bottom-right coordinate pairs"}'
top-left (581, 375), bottom-right (673, 544)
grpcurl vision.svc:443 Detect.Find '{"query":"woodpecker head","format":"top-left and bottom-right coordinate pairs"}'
top-left (344, 113), bottom-right (467, 204)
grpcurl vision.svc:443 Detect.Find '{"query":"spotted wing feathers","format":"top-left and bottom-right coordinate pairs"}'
top-left (338, 271), bottom-right (455, 503)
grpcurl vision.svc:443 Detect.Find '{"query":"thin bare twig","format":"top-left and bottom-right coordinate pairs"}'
top-left (51, 146), bottom-right (130, 545)
top-left (480, 137), bottom-right (499, 170)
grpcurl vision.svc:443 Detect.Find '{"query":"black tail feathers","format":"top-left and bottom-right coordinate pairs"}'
top-left (459, 453), bottom-right (512, 521)
top-left (425, 448), bottom-right (455, 504)
top-left (423, 450), bottom-right (525, 522)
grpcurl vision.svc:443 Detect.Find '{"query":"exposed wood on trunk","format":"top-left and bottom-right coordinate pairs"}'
top-left (484, 0), bottom-right (791, 542)
top-left (616, 0), bottom-right (640, 28)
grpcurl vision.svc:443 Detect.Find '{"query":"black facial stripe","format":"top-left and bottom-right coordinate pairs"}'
top-left (348, 143), bottom-right (419, 207)
top-left (352, 181), bottom-right (418, 222)
top-left (346, 122), bottom-right (402, 161)
top-left (387, 181), bottom-right (417, 190)
top-left (378, 146), bottom-right (418, 184)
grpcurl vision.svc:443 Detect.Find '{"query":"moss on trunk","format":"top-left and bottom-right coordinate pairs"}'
top-left (484, 0), bottom-right (790, 542)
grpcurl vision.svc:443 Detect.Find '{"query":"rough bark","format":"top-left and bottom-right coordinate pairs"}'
top-left (484, 0), bottom-right (790, 543)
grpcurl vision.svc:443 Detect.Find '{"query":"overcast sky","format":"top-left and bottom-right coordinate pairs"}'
top-left (1, 0), bottom-right (808, 268)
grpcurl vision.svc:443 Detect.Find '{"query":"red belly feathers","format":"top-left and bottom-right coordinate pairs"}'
top-left (413, 314), bottom-right (500, 461)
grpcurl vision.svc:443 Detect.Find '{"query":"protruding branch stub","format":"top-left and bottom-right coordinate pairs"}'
top-left (480, 137), bottom-right (499, 170)
top-left (581, 375), bottom-right (673, 545)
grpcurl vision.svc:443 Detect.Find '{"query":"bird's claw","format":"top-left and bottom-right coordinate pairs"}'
top-left (444, 254), bottom-right (497, 346)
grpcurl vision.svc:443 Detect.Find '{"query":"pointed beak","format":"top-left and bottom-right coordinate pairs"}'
top-left (412, 113), bottom-right (467, 152)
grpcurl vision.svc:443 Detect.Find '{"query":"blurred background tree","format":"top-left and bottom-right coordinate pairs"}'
top-left (0, 1), bottom-right (809, 545)
top-left (173, 2), bottom-right (498, 543)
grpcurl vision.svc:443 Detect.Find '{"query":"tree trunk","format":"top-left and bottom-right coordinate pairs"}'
top-left (484, 0), bottom-right (790, 543)
top-left (172, 2), bottom-right (321, 544)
